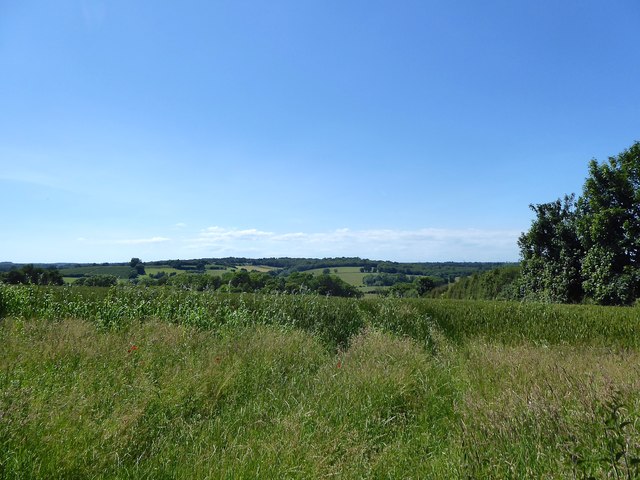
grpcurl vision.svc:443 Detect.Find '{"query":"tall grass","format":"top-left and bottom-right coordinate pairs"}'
top-left (2, 284), bottom-right (639, 348)
top-left (2, 284), bottom-right (640, 477)
top-left (0, 285), bottom-right (365, 349)
top-left (459, 341), bottom-right (640, 478)
top-left (0, 319), bottom-right (459, 479)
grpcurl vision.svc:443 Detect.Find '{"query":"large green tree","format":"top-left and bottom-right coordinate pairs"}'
top-left (577, 142), bottom-right (640, 304)
top-left (1, 265), bottom-right (63, 286)
top-left (518, 195), bottom-right (584, 303)
top-left (519, 141), bottom-right (640, 305)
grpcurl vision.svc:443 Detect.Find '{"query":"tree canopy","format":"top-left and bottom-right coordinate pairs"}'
top-left (0, 265), bottom-right (63, 286)
top-left (519, 142), bottom-right (640, 305)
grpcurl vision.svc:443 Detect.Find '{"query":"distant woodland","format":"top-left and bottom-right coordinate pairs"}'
top-left (0, 258), bottom-right (508, 299)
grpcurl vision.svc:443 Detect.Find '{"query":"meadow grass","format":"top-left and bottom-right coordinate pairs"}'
top-left (3, 284), bottom-right (640, 350)
top-left (2, 284), bottom-right (640, 478)
top-left (0, 319), bottom-right (459, 479)
top-left (459, 341), bottom-right (640, 478)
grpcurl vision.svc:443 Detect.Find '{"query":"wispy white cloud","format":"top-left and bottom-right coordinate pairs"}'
top-left (198, 227), bottom-right (274, 242)
top-left (9, 227), bottom-right (519, 263)
top-left (185, 226), bottom-right (520, 261)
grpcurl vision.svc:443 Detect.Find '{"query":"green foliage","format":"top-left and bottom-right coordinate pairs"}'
top-left (0, 319), bottom-right (463, 478)
top-left (436, 265), bottom-right (521, 300)
top-left (59, 265), bottom-right (138, 279)
top-left (460, 342), bottom-right (640, 478)
top-left (136, 270), bottom-right (362, 298)
top-left (364, 276), bottom-right (439, 298)
top-left (3, 284), bottom-right (640, 349)
top-left (387, 282), bottom-right (418, 298)
top-left (363, 272), bottom-right (410, 286)
top-left (0, 264), bottom-right (63, 286)
top-left (46, 260), bottom-right (512, 296)
top-left (577, 143), bottom-right (640, 304)
top-left (519, 141), bottom-right (640, 305)
top-left (73, 275), bottom-right (118, 287)
top-left (282, 272), bottom-right (363, 298)
top-left (415, 276), bottom-right (436, 295)
top-left (166, 273), bottom-right (221, 291)
top-left (3, 290), bottom-right (640, 478)
top-left (518, 195), bottom-right (584, 303)
top-left (312, 273), bottom-right (362, 297)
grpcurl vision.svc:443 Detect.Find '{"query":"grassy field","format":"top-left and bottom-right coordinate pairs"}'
top-left (143, 266), bottom-right (183, 276)
top-left (236, 265), bottom-right (276, 273)
top-left (205, 267), bottom-right (236, 277)
top-left (137, 264), bottom-right (276, 280)
top-left (1, 284), bottom-right (640, 478)
top-left (202, 265), bottom-right (277, 276)
top-left (304, 266), bottom-right (370, 287)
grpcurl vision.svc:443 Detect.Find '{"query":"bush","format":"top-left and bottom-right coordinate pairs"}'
top-left (74, 275), bottom-right (118, 287)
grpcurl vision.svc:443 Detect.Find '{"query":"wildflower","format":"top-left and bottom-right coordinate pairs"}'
top-left (128, 344), bottom-right (138, 354)
top-left (337, 361), bottom-right (342, 369)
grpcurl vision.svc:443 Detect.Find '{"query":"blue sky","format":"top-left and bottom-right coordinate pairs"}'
top-left (1, 0), bottom-right (639, 263)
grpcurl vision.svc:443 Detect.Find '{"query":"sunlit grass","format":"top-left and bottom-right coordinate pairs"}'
top-left (0, 319), bottom-right (459, 478)
top-left (460, 341), bottom-right (640, 478)
top-left (2, 284), bottom-right (640, 477)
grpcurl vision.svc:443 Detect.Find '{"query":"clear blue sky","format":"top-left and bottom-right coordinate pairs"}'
top-left (1, 0), bottom-right (639, 263)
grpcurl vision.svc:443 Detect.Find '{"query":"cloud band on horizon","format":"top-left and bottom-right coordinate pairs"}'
top-left (186, 226), bottom-right (520, 262)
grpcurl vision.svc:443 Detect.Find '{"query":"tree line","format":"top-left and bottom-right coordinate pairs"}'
top-left (0, 264), bottom-right (63, 286)
top-left (136, 270), bottom-right (363, 297)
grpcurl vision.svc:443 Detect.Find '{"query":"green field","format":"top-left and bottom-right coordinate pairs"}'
top-left (240, 265), bottom-right (276, 273)
top-left (304, 266), bottom-right (371, 287)
top-left (203, 265), bottom-right (276, 276)
top-left (63, 264), bottom-right (278, 281)
top-left (1, 284), bottom-right (639, 478)
top-left (143, 266), bottom-right (183, 276)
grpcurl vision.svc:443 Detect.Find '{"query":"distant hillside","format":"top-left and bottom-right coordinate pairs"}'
top-left (150, 257), bottom-right (512, 282)
top-left (64, 258), bottom-right (513, 282)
